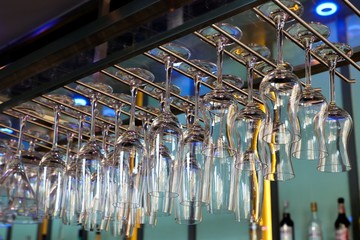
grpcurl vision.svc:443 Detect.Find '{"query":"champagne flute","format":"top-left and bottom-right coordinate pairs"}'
top-left (313, 43), bottom-right (353, 172)
top-left (287, 22), bottom-right (330, 160)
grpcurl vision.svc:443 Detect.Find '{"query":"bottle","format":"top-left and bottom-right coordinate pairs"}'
top-left (335, 197), bottom-right (351, 240)
top-left (307, 202), bottom-right (322, 240)
top-left (280, 201), bottom-right (294, 240)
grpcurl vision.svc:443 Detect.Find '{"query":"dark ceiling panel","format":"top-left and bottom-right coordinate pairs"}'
top-left (0, 0), bottom-right (91, 48)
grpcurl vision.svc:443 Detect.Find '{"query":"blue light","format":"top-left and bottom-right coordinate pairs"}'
top-left (102, 106), bottom-right (115, 117)
top-left (0, 128), bottom-right (13, 134)
top-left (73, 97), bottom-right (88, 106)
top-left (316, 2), bottom-right (338, 16)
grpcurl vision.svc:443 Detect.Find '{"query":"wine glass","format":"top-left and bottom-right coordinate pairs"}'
top-left (198, 22), bottom-right (241, 214)
top-left (76, 81), bottom-right (112, 231)
top-left (113, 73), bottom-right (145, 221)
top-left (176, 75), bottom-right (204, 224)
top-left (258, 0), bottom-right (303, 145)
top-left (230, 43), bottom-right (270, 171)
top-left (61, 115), bottom-right (83, 226)
top-left (229, 43), bottom-right (270, 222)
top-left (287, 22), bottom-right (330, 160)
top-left (101, 101), bottom-right (124, 232)
top-left (148, 55), bottom-right (183, 216)
top-left (37, 104), bottom-right (66, 218)
top-left (0, 114), bottom-right (41, 224)
top-left (313, 43), bottom-right (353, 172)
top-left (199, 22), bottom-right (241, 159)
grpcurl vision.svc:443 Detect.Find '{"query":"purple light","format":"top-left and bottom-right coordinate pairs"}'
top-left (30, 19), bottom-right (58, 37)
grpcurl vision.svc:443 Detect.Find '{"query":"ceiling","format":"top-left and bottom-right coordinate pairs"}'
top-left (0, 0), bottom-right (90, 49)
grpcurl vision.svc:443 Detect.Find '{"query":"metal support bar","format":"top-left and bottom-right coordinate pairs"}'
top-left (343, 0), bottom-right (360, 17)
top-left (252, 7), bottom-right (356, 84)
top-left (272, 0), bottom-right (360, 72)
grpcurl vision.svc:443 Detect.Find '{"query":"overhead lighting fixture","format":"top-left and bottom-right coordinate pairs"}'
top-left (316, 2), bottom-right (338, 16)
top-left (73, 97), bottom-right (88, 106)
top-left (0, 128), bottom-right (13, 134)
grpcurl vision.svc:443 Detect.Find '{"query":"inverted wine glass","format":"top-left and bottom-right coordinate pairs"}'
top-left (313, 43), bottom-right (353, 172)
top-left (287, 22), bottom-right (330, 160)
top-left (230, 44), bottom-right (269, 223)
top-left (61, 114), bottom-right (84, 226)
top-left (148, 56), bottom-right (183, 218)
top-left (0, 114), bottom-right (41, 224)
top-left (113, 74), bottom-right (145, 216)
top-left (37, 104), bottom-right (66, 218)
top-left (76, 81), bottom-right (111, 231)
top-left (258, 0), bottom-right (303, 145)
top-left (230, 43), bottom-right (270, 171)
top-left (8, 103), bottom-right (47, 195)
top-left (198, 22), bottom-right (242, 214)
top-left (177, 75), bottom-right (204, 224)
top-left (199, 22), bottom-right (241, 159)
top-left (101, 101), bottom-right (123, 231)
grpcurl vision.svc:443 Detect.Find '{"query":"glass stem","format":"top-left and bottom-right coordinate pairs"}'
top-left (247, 59), bottom-right (255, 104)
top-left (65, 133), bottom-right (74, 165)
top-left (90, 94), bottom-right (98, 141)
top-left (275, 14), bottom-right (285, 65)
top-left (114, 103), bottom-right (123, 144)
top-left (52, 105), bottom-right (60, 150)
top-left (77, 115), bottom-right (84, 153)
top-left (304, 39), bottom-right (312, 87)
top-left (129, 84), bottom-right (138, 131)
top-left (16, 115), bottom-right (28, 158)
top-left (102, 124), bottom-right (109, 157)
top-left (194, 75), bottom-right (201, 124)
top-left (164, 56), bottom-right (173, 112)
top-left (329, 58), bottom-right (338, 104)
top-left (216, 39), bottom-right (224, 87)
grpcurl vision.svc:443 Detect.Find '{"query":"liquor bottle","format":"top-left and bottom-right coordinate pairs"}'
top-left (307, 202), bottom-right (322, 240)
top-left (335, 197), bottom-right (351, 240)
top-left (280, 201), bottom-right (294, 240)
